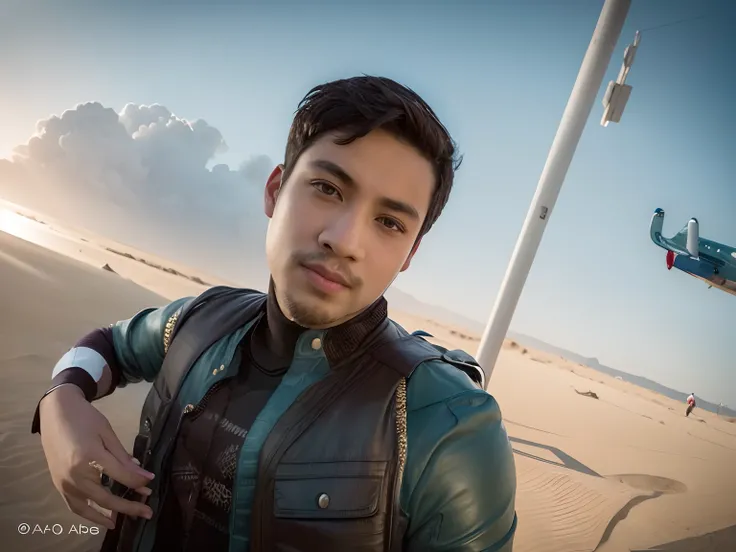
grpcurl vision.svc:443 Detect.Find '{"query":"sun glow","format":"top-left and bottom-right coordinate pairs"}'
top-left (0, 208), bottom-right (41, 242)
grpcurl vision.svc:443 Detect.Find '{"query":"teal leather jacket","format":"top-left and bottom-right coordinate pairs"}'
top-left (111, 297), bottom-right (517, 551)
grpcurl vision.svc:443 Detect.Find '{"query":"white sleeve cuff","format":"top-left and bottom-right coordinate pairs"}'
top-left (52, 347), bottom-right (108, 382)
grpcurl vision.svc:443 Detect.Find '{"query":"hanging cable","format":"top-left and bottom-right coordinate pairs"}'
top-left (638, 14), bottom-right (711, 34)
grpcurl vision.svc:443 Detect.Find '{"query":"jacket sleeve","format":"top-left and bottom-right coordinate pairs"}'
top-left (404, 391), bottom-right (518, 551)
top-left (111, 296), bottom-right (192, 386)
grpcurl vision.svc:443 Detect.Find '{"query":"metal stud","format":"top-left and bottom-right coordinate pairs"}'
top-left (317, 493), bottom-right (330, 509)
top-left (311, 338), bottom-right (322, 350)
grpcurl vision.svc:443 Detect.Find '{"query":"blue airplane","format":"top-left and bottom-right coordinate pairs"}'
top-left (650, 208), bottom-right (736, 296)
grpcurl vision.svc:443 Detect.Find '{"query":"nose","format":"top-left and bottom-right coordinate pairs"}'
top-left (318, 208), bottom-right (366, 262)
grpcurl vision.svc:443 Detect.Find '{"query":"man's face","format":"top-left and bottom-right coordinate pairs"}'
top-left (264, 129), bottom-right (434, 328)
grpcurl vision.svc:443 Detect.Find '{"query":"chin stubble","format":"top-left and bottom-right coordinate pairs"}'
top-left (282, 291), bottom-right (339, 328)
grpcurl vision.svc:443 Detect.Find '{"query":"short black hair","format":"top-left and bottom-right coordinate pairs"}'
top-left (283, 75), bottom-right (462, 237)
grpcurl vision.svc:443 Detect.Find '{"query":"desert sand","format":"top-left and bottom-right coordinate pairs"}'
top-left (1, 204), bottom-right (735, 552)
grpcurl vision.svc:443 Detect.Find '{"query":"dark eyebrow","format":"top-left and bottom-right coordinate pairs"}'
top-left (312, 159), bottom-right (356, 187)
top-left (310, 159), bottom-right (420, 221)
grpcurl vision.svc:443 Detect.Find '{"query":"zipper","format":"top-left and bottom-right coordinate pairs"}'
top-left (388, 377), bottom-right (408, 552)
top-left (163, 310), bottom-right (180, 354)
top-left (229, 427), bottom-right (241, 551)
top-left (187, 378), bottom-right (227, 422)
top-left (153, 377), bottom-right (231, 518)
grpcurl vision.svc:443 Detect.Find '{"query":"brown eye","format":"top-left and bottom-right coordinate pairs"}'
top-left (378, 217), bottom-right (405, 233)
top-left (312, 180), bottom-right (340, 198)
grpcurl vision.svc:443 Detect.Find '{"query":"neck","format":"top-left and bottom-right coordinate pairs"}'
top-left (263, 278), bottom-right (307, 356)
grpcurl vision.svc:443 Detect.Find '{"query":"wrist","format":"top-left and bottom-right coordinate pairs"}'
top-left (33, 383), bottom-right (87, 436)
top-left (40, 383), bottom-right (86, 408)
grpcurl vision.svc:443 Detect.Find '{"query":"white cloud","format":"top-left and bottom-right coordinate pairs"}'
top-left (0, 101), bottom-right (275, 284)
top-left (239, 154), bottom-right (275, 186)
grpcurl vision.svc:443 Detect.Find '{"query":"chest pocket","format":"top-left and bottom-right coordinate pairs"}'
top-left (271, 461), bottom-right (391, 552)
top-left (274, 461), bottom-right (387, 519)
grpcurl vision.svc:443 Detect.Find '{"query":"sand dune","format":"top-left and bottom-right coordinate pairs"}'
top-left (1, 207), bottom-right (735, 551)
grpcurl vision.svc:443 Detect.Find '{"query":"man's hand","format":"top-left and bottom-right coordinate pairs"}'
top-left (39, 385), bottom-right (156, 530)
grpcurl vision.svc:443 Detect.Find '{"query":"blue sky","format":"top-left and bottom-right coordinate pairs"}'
top-left (1, 0), bottom-right (734, 406)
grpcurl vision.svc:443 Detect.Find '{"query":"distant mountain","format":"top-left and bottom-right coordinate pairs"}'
top-left (385, 286), bottom-right (486, 334)
top-left (387, 287), bottom-right (735, 417)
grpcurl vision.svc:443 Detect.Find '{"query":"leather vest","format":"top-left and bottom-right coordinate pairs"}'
top-left (102, 287), bottom-right (482, 552)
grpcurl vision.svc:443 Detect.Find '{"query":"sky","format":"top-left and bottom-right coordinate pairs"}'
top-left (0, 0), bottom-right (734, 406)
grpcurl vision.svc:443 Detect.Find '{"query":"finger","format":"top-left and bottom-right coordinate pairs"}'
top-left (83, 481), bottom-right (153, 519)
top-left (134, 486), bottom-right (152, 498)
top-left (67, 495), bottom-right (116, 530)
top-left (100, 425), bottom-right (155, 480)
top-left (87, 497), bottom-right (114, 520)
top-left (92, 448), bottom-right (154, 491)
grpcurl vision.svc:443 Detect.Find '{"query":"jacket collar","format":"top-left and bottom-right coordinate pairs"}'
top-left (251, 278), bottom-right (388, 369)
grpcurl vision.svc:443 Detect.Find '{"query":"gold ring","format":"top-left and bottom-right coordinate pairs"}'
top-left (88, 460), bottom-right (104, 473)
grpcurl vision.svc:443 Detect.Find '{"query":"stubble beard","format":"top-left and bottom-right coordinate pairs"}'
top-left (281, 289), bottom-right (342, 328)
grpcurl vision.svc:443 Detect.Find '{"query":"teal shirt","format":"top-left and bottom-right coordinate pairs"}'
top-left (112, 298), bottom-right (517, 551)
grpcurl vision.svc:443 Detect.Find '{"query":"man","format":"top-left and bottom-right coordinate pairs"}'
top-left (686, 392), bottom-right (696, 416)
top-left (31, 76), bottom-right (517, 551)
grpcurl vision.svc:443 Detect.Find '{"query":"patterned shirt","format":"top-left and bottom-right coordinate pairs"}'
top-left (155, 289), bottom-right (305, 551)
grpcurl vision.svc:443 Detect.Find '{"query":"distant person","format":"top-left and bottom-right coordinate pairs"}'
top-left (686, 393), bottom-right (696, 416)
top-left (30, 76), bottom-right (517, 551)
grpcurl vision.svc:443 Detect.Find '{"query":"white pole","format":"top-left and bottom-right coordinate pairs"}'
top-left (478, 0), bottom-right (632, 389)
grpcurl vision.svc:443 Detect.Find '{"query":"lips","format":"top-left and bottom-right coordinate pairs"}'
top-left (302, 262), bottom-right (350, 288)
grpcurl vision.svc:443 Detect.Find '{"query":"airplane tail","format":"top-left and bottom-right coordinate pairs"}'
top-left (649, 209), bottom-right (699, 258)
top-left (686, 218), bottom-right (699, 257)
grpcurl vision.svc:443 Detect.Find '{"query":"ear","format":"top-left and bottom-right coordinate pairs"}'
top-left (400, 237), bottom-right (422, 272)
top-left (264, 164), bottom-right (285, 219)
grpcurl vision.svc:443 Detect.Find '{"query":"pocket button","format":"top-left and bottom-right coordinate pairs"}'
top-left (317, 493), bottom-right (330, 509)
